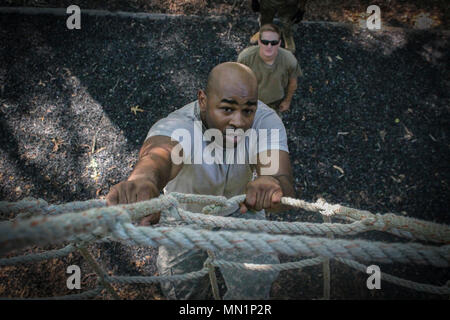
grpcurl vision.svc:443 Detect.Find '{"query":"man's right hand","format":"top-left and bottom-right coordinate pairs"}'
top-left (106, 178), bottom-right (161, 225)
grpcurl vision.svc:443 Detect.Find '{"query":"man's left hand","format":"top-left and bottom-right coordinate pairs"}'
top-left (278, 100), bottom-right (291, 112)
top-left (240, 176), bottom-right (283, 213)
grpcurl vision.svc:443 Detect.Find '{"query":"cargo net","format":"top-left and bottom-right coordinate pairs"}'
top-left (1, 192), bottom-right (449, 299)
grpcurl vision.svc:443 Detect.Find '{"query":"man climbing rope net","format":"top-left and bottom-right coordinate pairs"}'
top-left (106, 62), bottom-right (296, 299)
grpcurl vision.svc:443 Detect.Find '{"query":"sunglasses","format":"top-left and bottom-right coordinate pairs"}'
top-left (260, 39), bottom-right (280, 46)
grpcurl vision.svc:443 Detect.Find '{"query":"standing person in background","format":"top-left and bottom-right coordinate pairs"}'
top-left (250, 0), bottom-right (307, 53)
top-left (238, 24), bottom-right (303, 114)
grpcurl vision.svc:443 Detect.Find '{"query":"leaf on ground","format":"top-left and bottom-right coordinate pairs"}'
top-left (95, 147), bottom-right (106, 153)
top-left (51, 138), bottom-right (63, 152)
top-left (403, 125), bottom-right (413, 140)
top-left (333, 165), bottom-right (345, 175)
top-left (131, 105), bottom-right (145, 115)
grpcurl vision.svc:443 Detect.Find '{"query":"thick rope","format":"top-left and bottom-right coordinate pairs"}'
top-left (47, 286), bottom-right (104, 300)
top-left (37, 286), bottom-right (104, 300)
top-left (282, 197), bottom-right (450, 244)
top-left (107, 269), bottom-right (209, 284)
top-left (1, 286), bottom-right (104, 300)
top-left (206, 252), bottom-right (221, 300)
top-left (212, 257), bottom-right (324, 272)
top-left (1, 193), bottom-right (449, 299)
top-left (0, 244), bottom-right (76, 266)
top-left (1, 194), bottom-right (447, 244)
top-left (0, 206), bottom-right (129, 255)
top-left (77, 246), bottom-right (120, 300)
top-left (174, 208), bottom-right (377, 236)
top-left (1, 198), bottom-right (449, 267)
top-left (0, 198), bottom-right (106, 220)
top-left (335, 258), bottom-right (450, 295)
top-left (112, 224), bottom-right (450, 268)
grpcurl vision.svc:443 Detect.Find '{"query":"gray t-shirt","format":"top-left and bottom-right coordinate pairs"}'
top-left (146, 100), bottom-right (289, 215)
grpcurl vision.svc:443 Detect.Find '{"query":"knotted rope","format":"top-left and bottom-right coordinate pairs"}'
top-left (1, 193), bottom-right (449, 299)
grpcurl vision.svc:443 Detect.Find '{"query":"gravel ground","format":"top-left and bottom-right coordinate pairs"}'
top-left (0, 11), bottom-right (449, 300)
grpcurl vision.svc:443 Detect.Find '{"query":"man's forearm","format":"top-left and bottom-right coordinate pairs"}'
top-left (128, 138), bottom-right (180, 191)
top-left (269, 174), bottom-right (296, 212)
top-left (128, 154), bottom-right (170, 191)
top-left (283, 78), bottom-right (298, 103)
top-left (273, 174), bottom-right (296, 198)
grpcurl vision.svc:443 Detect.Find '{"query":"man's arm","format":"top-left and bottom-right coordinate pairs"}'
top-left (279, 77), bottom-right (298, 112)
top-left (106, 135), bottom-right (183, 222)
top-left (128, 136), bottom-right (182, 190)
top-left (240, 150), bottom-right (296, 213)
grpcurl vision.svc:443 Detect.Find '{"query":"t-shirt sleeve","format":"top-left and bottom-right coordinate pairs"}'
top-left (287, 52), bottom-right (303, 78)
top-left (145, 116), bottom-right (195, 163)
top-left (146, 117), bottom-right (190, 140)
top-left (251, 105), bottom-right (289, 158)
top-left (237, 51), bottom-right (247, 65)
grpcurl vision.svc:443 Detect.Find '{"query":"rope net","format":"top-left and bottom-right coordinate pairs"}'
top-left (0, 192), bottom-right (449, 299)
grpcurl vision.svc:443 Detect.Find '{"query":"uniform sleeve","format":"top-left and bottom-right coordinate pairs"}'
top-left (249, 103), bottom-right (289, 162)
top-left (237, 48), bottom-right (250, 66)
top-left (287, 52), bottom-right (303, 78)
top-left (146, 116), bottom-right (195, 164)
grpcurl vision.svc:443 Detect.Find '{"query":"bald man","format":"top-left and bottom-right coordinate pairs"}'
top-left (106, 62), bottom-right (295, 300)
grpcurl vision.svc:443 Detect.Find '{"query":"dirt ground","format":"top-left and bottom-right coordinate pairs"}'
top-left (0, 1), bottom-right (449, 300)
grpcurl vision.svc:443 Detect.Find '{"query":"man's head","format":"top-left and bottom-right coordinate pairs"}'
top-left (198, 62), bottom-right (258, 147)
top-left (258, 24), bottom-right (281, 61)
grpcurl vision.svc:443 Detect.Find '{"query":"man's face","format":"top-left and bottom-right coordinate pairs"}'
top-left (258, 31), bottom-right (281, 60)
top-left (199, 78), bottom-right (258, 148)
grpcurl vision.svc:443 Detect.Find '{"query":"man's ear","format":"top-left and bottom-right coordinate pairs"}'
top-left (198, 89), bottom-right (207, 112)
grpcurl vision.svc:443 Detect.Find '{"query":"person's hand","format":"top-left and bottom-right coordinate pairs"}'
top-left (106, 178), bottom-right (161, 225)
top-left (278, 100), bottom-right (291, 112)
top-left (240, 176), bottom-right (283, 213)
